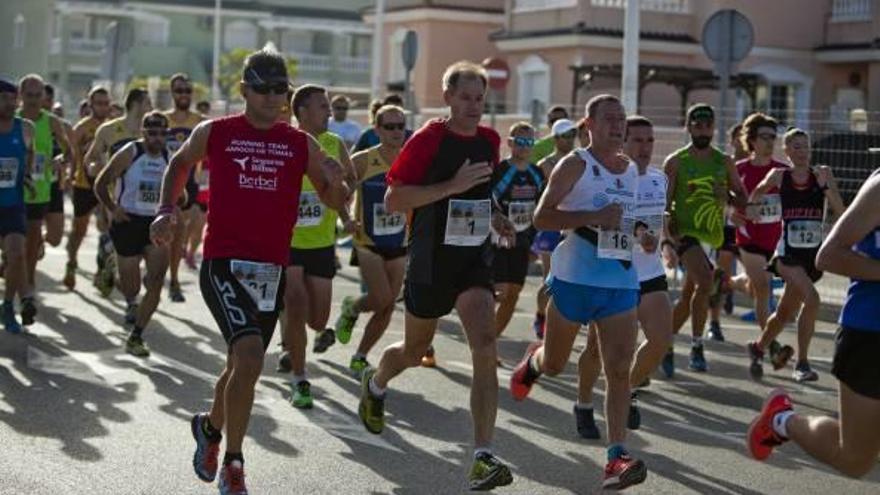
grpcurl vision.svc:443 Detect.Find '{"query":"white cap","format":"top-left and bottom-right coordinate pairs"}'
top-left (551, 119), bottom-right (576, 137)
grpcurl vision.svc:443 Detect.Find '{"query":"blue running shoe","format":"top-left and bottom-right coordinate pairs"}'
top-left (661, 347), bottom-right (674, 378)
top-left (3, 301), bottom-right (22, 334)
top-left (689, 345), bottom-right (708, 372)
top-left (191, 413), bottom-right (221, 482)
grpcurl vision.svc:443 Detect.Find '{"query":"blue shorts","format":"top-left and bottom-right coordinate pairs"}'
top-left (0, 204), bottom-right (26, 237)
top-left (547, 276), bottom-right (639, 325)
top-left (532, 230), bottom-right (562, 254)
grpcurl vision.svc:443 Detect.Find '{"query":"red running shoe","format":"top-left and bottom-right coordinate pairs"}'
top-left (218, 460), bottom-right (248, 495)
top-left (747, 388), bottom-right (792, 461)
top-left (603, 454), bottom-right (647, 490)
top-left (510, 342), bottom-right (542, 401)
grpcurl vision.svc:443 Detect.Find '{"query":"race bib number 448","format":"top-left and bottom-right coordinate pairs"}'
top-left (296, 192), bottom-right (324, 227)
top-left (508, 201), bottom-right (536, 233)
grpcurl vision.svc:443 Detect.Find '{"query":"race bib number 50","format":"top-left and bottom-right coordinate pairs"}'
top-left (230, 260), bottom-right (281, 312)
top-left (444, 199), bottom-right (491, 246)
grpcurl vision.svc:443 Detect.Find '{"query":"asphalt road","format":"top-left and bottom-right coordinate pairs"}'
top-left (1, 231), bottom-right (879, 494)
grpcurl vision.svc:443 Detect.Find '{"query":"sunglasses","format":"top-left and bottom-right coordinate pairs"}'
top-left (512, 136), bottom-right (535, 148)
top-left (173, 88), bottom-right (193, 95)
top-left (249, 82), bottom-right (289, 95)
top-left (381, 123), bottom-right (405, 131)
top-left (557, 130), bottom-right (577, 139)
top-left (757, 133), bottom-right (777, 141)
top-left (144, 129), bottom-right (167, 137)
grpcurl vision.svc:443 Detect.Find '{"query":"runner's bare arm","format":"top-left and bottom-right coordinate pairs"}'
top-left (305, 135), bottom-right (349, 211)
top-left (724, 155), bottom-right (749, 209)
top-left (817, 166), bottom-right (846, 219)
top-left (159, 121), bottom-right (210, 209)
top-left (49, 114), bottom-right (74, 164)
top-left (662, 154), bottom-right (679, 213)
top-left (350, 149), bottom-right (369, 183)
top-left (749, 167), bottom-right (784, 204)
top-left (816, 174), bottom-right (880, 280)
top-left (84, 125), bottom-right (110, 176)
top-left (533, 153), bottom-right (621, 231)
top-left (94, 143), bottom-right (135, 211)
top-left (21, 120), bottom-right (35, 190)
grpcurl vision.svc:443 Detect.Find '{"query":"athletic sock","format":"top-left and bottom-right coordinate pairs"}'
top-left (353, 352), bottom-right (367, 361)
top-left (474, 447), bottom-right (493, 459)
top-left (772, 410), bottom-right (794, 439)
top-left (692, 336), bottom-right (703, 347)
top-left (202, 416), bottom-right (222, 440)
top-left (607, 443), bottom-right (628, 461)
top-left (527, 354), bottom-right (542, 378)
top-left (368, 376), bottom-right (386, 398)
top-left (575, 402), bottom-right (593, 411)
top-left (223, 452), bottom-right (244, 466)
top-left (291, 374), bottom-right (307, 385)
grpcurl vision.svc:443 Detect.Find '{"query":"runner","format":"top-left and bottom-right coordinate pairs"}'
top-left (353, 94), bottom-right (409, 153)
top-left (42, 83), bottom-right (76, 251)
top-left (150, 46), bottom-right (348, 494)
top-left (728, 113), bottom-right (789, 338)
top-left (164, 73), bottom-right (206, 303)
top-left (530, 105), bottom-right (569, 163)
top-left (358, 61), bottom-right (515, 491)
top-left (747, 167), bottom-right (880, 479)
top-left (276, 84), bottom-right (356, 409)
top-left (84, 87), bottom-right (152, 297)
top-left (334, 104), bottom-right (408, 378)
top-left (196, 100), bottom-right (211, 116)
top-left (576, 117), bottom-right (591, 148)
top-left (531, 118), bottom-right (577, 339)
top-left (574, 115), bottom-right (672, 438)
top-left (0, 78), bottom-right (35, 334)
top-left (17, 74), bottom-right (72, 326)
top-left (510, 95), bottom-right (651, 489)
top-left (328, 95), bottom-right (361, 150)
top-left (64, 86), bottom-right (111, 290)
top-left (662, 103), bottom-right (747, 374)
top-left (78, 99), bottom-right (91, 119)
top-left (745, 128), bottom-right (846, 381)
top-left (491, 122), bottom-right (543, 341)
top-left (94, 111), bottom-right (173, 356)
top-left (185, 154), bottom-right (210, 270)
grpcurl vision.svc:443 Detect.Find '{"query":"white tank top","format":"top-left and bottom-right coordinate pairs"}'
top-left (116, 141), bottom-right (168, 216)
top-left (633, 166), bottom-right (667, 282)
top-left (551, 148), bottom-right (639, 289)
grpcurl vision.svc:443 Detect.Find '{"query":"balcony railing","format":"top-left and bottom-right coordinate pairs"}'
top-left (831, 0), bottom-right (872, 22)
top-left (49, 37), bottom-right (106, 55)
top-left (513, 0), bottom-right (577, 12)
top-left (291, 53), bottom-right (370, 74)
top-left (591, 0), bottom-right (691, 14)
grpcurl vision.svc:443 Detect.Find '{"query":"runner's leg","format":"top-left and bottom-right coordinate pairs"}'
top-left (494, 282), bottom-right (523, 336)
top-left (740, 249), bottom-right (772, 330)
top-left (631, 291), bottom-right (673, 386)
top-left (456, 287), bottom-right (500, 447)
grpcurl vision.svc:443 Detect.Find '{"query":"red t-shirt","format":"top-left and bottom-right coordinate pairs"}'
top-left (735, 158), bottom-right (789, 253)
top-left (202, 114), bottom-right (309, 266)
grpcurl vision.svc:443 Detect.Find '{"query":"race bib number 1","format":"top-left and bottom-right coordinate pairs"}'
top-left (508, 201), bottom-right (536, 233)
top-left (0, 157), bottom-right (18, 188)
top-left (296, 192), bottom-right (324, 227)
top-left (444, 199), bottom-right (491, 246)
top-left (372, 203), bottom-right (405, 236)
top-left (787, 220), bottom-right (823, 249)
top-left (230, 260), bottom-right (281, 312)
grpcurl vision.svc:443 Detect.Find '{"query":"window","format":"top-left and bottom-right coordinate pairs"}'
top-left (514, 0), bottom-right (577, 12)
top-left (223, 20), bottom-right (258, 50)
top-left (351, 34), bottom-right (371, 58)
top-left (281, 29), bottom-right (311, 54)
top-left (389, 29), bottom-right (407, 82)
top-left (13, 14), bottom-right (25, 49)
top-left (312, 32), bottom-right (333, 56)
top-left (517, 55), bottom-right (551, 114)
top-left (135, 18), bottom-right (168, 46)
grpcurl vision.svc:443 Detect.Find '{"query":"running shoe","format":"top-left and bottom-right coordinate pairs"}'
top-left (771, 344), bottom-right (794, 371)
top-left (124, 303), bottom-right (138, 326)
top-left (707, 320), bottom-right (725, 342)
top-left (190, 413), bottom-right (221, 482)
top-left (276, 351), bottom-right (291, 373)
top-left (532, 313), bottom-right (546, 340)
top-left (661, 347), bottom-right (674, 378)
top-left (20, 297), bottom-right (36, 326)
top-left (218, 460), bottom-right (248, 495)
top-left (747, 341), bottom-right (764, 380)
top-left (603, 453), bottom-right (648, 490)
top-left (290, 380), bottom-right (314, 409)
top-left (2, 301), bottom-right (22, 334)
top-left (96, 233), bottom-right (110, 270)
top-left (747, 388), bottom-right (792, 461)
top-left (793, 361), bottom-right (818, 382)
top-left (420, 345), bottom-right (436, 368)
top-left (313, 328), bottom-right (336, 353)
top-left (510, 342), bottom-right (542, 401)
top-left (628, 392), bottom-right (641, 430)
top-left (125, 335), bottom-right (151, 358)
top-left (334, 295), bottom-right (359, 345)
top-left (169, 281), bottom-right (185, 303)
top-left (468, 452), bottom-right (513, 491)
top-left (349, 356), bottom-right (370, 378)
top-left (723, 292), bottom-right (734, 315)
top-left (96, 254), bottom-right (116, 298)
top-left (688, 345), bottom-right (708, 372)
top-left (63, 261), bottom-right (76, 290)
top-left (574, 405), bottom-right (600, 439)
top-left (358, 368), bottom-right (384, 434)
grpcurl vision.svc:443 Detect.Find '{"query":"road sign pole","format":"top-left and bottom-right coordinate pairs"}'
top-left (718, 11), bottom-right (733, 147)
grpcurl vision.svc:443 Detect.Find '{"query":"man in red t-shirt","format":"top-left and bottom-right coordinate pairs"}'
top-left (150, 46), bottom-right (349, 495)
top-left (357, 61), bottom-right (517, 491)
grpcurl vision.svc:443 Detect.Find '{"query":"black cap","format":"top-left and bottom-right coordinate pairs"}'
top-left (242, 55), bottom-right (289, 86)
top-left (0, 77), bottom-right (17, 94)
top-left (687, 103), bottom-right (714, 123)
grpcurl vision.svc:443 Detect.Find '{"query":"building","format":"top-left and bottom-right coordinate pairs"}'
top-left (492, 0), bottom-right (880, 131)
top-left (1, 0), bottom-right (374, 109)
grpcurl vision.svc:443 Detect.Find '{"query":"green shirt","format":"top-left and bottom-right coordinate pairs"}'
top-left (19, 109), bottom-right (53, 204)
top-left (291, 131), bottom-right (344, 249)
top-left (530, 135), bottom-right (555, 164)
top-left (671, 146), bottom-right (728, 248)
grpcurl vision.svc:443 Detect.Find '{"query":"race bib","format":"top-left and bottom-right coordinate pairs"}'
top-left (372, 203), bottom-right (405, 236)
top-left (135, 180), bottom-right (161, 212)
top-left (197, 169), bottom-right (210, 191)
top-left (296, 192), bottom-right (324, 227)
top-left (757, 194), bottom-right (782, 224)
top-left (33, 154), bottom-right (47, 178)
top-left (444, 199), bottom-right (491, 246)
top-left (0, 157), bottom-right (18, 188)
top-left (787, 220), bottom-right (823, 249)
top-left (230, 260), bottom-right (281, 312)
top-left (598, 216), bottom-right (635, 261)
top-left (508, 201), bottom-right (536, 233)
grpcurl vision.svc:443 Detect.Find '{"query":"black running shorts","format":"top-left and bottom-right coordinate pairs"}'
top-left (832, 327), bottom-right (880, 400)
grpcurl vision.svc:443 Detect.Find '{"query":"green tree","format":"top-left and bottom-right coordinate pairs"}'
top-left (219, 48), bottom-right (298, 101)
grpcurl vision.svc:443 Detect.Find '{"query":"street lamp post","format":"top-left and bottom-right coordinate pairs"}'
top-left (212, 0), bottom-right (222, 103)
top-left (370, 0), bottom-right (386, 99)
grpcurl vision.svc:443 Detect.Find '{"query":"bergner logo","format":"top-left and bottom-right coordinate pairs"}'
top-left (233, 157), bottom-right (250, 171)
top-left (239, 174), bottom-right (277, 191)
